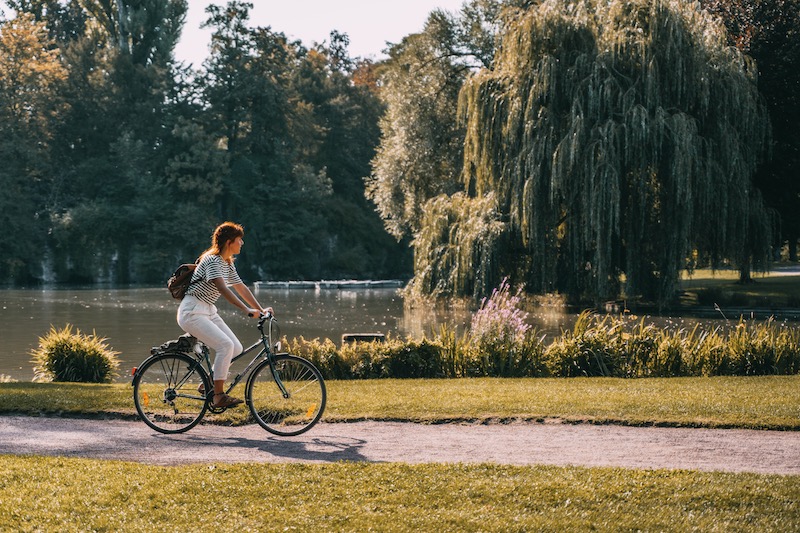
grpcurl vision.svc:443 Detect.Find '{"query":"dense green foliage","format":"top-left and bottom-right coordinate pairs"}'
top-left (3, 0), bottom-right (797, 305)
top-left (0, 1), bottom-right (410, 285)
top-left (30, 324), bottom-right (120, 382)
top-left (700, 0), bottom-right (800, 267)
top-left (365, 7), bottom-right (483, 241)
top-left (367, 0), bottom-right (800, 305)
top-left (413, 0), bottom-right (770, 303)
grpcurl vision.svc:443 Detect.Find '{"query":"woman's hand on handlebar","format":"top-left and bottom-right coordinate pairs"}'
top-left (247, 306), bottom-right (274, 318)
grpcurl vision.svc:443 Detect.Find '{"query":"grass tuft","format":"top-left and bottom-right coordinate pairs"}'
top-left (30, 324), bottom-right (120, 383)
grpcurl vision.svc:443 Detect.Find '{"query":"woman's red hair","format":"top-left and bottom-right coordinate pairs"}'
top-left (200, 221), bottom-right (244, 263)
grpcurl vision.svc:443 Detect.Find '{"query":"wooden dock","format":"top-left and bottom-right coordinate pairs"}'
top-left (254, 280), bottom-right (405, 290)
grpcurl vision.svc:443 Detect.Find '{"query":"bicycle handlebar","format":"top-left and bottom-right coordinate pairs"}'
top-left (248, 310), bottom-right (275, 321)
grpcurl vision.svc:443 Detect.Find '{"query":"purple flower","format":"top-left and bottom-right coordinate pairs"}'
top-left (471, 278), bottom-right (530, 344)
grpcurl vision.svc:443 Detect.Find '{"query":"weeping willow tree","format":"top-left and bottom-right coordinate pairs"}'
top-left (411, 0), bottom-right (771, 303)
top-left (410, 192), bottom-right (508, 298)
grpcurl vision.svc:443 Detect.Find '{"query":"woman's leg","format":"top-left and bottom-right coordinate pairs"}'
top-left (178, 297), bottom-right (244, 406)
top-left (179, 315), bottom-right (235, 377)
top-left (207, 313), bottom-right (243, 381)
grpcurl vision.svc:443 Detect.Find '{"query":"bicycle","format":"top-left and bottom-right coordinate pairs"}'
top-left (132, 313), bottom-right (326, 436)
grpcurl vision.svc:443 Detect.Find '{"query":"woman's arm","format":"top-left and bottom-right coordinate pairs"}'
top-left (212, 278), bottom-right (258, 315)
top-left (232, 283), bottom-right (273, 315)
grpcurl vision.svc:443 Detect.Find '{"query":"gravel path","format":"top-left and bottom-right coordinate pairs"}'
top-left (1, 416), bottom-right (798, 474)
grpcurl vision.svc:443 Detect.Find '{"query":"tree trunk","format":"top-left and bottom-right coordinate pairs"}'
top-left (739, 260), bottom-right (753, 284)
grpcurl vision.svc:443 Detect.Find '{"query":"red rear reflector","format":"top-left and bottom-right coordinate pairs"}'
top-left (131, 367), bottom-right (137, 376)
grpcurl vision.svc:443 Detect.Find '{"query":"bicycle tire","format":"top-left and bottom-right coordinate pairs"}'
top-left (133, 352), bottom-right (211, 434)
top-left (246, 354), bottom-right (326, 436)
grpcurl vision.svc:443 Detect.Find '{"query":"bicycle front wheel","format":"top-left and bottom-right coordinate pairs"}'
top-left (133, 353), bottom-right (211, 434)
top-left (246, 354), bottom-right (326, 436)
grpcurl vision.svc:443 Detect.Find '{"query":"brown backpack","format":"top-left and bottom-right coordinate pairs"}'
top-left (167, 263), bottom-right (198, 299)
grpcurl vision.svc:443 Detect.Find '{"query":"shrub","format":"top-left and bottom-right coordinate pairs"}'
top-left (653, 333), bottom-right (687, 377)
top-left (543, 312), bottom-right (621, 377)
top-left (464, 333), bottom-right (546, 377)
top-left (436, 323), bottom-right (471, 378)
top-left (726, 318), bottom-right (800, 375)
top-left (774, 326), bottom-right (800, 374)
top-left (341, 340), bottom-right (391, 379)
top-left (286, 336), bottom-right (394, 379)
top-left (683, 327), bottom-right (730, 376)
top-left (617, 318), bottom-right (659, 377)
top-left (285, 336), bottom-right (350, 380)
top-left (385, 339), bottom-right (443, 378)
top-left (544, 337), bottom-right (618, 377)
top-left (287, 335), bottom-right (447, 379)
top-left (31, 324), bottom-right (120, 383)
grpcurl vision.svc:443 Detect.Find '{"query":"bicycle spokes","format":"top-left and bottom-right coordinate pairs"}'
top-left (246, 355), bottom-right (326, 437)
top-left (133, 353), bottom-right (210, 434)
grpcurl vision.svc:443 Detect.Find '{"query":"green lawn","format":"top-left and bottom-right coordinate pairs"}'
top-left (0, 457), bottom-right (797, 532)
top-left (1, 376), bottom-right (798, 531)
top-left (1, 375), bottom-right (799, 429)
top-left (679, 267), bottom-right (800, 307)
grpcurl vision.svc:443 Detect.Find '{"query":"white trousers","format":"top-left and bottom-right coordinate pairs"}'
top-left (177, 295), bottom-right (243, 381)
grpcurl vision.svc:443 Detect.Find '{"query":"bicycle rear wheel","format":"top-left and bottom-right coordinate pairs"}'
top-left (246, 354), bottom-right (326, 436)
top-left (133, 353), bottom-right (211, 434)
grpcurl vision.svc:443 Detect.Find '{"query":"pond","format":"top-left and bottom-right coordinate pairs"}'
top-left (0, 286), bottom-right (770, 382)
top-left (0, 287), bottom-right (475, 382)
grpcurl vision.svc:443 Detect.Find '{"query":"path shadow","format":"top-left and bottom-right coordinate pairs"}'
top-left (155, 432), bottom-right (372, 463)
top-left (232, 434), bottom-right (371, 463)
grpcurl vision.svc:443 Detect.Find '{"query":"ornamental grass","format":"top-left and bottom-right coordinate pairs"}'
top-left (286, 310), bottom-right (800, 380)
top-left (30, 324), bottom-right (120, 383)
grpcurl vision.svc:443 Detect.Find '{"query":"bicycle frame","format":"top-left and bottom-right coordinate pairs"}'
top-left (196, 314), bottom-right (290, 399)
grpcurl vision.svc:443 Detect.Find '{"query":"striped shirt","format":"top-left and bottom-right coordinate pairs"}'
top-left (186, 254), bottom-right (243, 305)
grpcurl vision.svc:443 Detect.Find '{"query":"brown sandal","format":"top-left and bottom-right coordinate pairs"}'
top-left (212, 393), bottom-right (243, 408)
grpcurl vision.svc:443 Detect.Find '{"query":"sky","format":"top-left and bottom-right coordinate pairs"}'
top-left (175, 0), bottom-right (468, 67)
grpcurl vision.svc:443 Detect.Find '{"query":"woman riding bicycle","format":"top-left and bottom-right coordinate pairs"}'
top-left (177, 221), bottom-right (272, 409)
